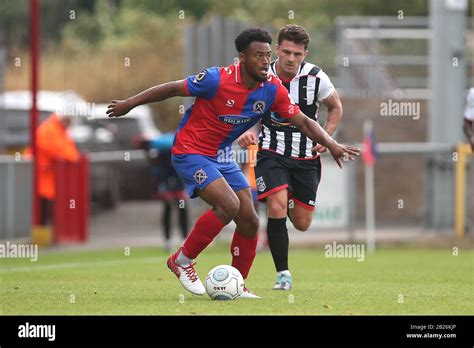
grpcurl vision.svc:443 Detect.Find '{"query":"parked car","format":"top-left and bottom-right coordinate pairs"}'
top-left (91, 104), bottom-right (161, 200)
top-left (0, 90), bottom-right (120, 209)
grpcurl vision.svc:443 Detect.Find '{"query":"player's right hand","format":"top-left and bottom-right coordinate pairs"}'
top-left (237, 132), bottom-right (258, 148)
top-left (327, 141), bottom-right (361, 169)
top-left (107, 99), bottom-right (132, 118)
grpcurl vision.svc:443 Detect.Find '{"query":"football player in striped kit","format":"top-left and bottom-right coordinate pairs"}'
top-left (238, 25), bottom-right (344, 290)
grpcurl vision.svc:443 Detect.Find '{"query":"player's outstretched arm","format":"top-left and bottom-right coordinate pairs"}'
top-left (107, 80), bottom-right (187, 118)
top-left (289, 111), bottom-right (360, 168)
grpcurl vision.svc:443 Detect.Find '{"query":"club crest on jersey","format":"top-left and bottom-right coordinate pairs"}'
top-left (193, 169), bottom-right (208, 185)
top-left (256, 176), bottom-right (266, 192)
top-left (253, 101), bottom-right (266, 114)
top-left (193, 70), bottom-right (206, 83)
top-left (218, 115), bottom-right (252, 125)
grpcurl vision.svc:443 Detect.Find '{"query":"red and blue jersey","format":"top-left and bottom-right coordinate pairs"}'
top-left (172, 63), bottom-right (300, 157)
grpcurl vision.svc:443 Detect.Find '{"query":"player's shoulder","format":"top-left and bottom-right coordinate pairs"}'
top-left (196, 66), bottom-right (221, 79)
top-left (265, 74), bottom-right (282, 86)
top-left (209, 64), bottom-right (241, 82)
top-left (187, 66), bottom-right (222, 88)
top-left (300, 61), bottom-right (326, 77)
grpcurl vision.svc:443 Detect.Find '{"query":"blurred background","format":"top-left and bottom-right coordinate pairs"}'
top-left (0, 0), bottom-right (473, 251)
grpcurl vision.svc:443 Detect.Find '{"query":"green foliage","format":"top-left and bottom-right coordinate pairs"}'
top-left (60, 1), bottom-right (181, 51)
top-left (1, 0), bottom-right (430, 49)
top-left (0, 0), bottom-right (94, 48)
top-left (121, 0), bottom-right (213, 19)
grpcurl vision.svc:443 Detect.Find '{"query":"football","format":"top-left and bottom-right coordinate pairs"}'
top-left (205, 265), bottom-right (244, 300)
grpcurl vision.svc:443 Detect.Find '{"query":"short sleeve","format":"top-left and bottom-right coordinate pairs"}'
top-left (183, 67), bottom-right (220, 99)
top-left (270, 82), bottom-right (300, 119)
top-left (317, 70), bottom-right (336, 102)
top-left (465, 87), bottom-right (474, 121)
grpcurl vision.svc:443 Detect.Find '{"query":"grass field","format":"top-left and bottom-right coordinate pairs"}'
top-left (1, 245), bottom-right (473, 315)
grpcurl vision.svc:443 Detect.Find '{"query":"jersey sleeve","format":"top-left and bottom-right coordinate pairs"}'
top-left (317, 70), bottom-right (336, 102)
top-left (183, 67), bottom-right (220, 99)
top-left (465, 87), bottom-right (474, 121)
top-left (270, 81), bottom-right (300, 119)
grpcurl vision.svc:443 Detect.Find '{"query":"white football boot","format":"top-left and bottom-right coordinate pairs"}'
top-left (167, 248), bottom-right (206, 296)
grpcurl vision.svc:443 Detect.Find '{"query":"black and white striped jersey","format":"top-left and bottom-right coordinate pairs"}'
top-left (259, 60), bottom-right (335, 159)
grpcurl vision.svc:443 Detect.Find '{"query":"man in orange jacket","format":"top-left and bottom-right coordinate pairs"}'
top-left (28, 112), bottom-right (80, 225)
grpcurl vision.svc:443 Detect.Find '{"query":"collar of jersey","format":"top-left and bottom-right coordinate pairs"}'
top-left (270, 60), bottom-right (305, 83)
top-left (234, 63), bottom-right (265, 89)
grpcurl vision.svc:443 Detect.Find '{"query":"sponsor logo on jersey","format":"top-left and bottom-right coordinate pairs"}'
top-left (218, 115), bottom-right (252, 125)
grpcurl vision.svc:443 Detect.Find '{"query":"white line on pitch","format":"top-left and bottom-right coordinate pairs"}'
top-left (0, 256), bottom-right (166, 273)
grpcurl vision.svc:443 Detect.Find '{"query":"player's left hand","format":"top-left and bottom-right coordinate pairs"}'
top-left (327, 141), bottom-right (361, 169)
top-left (312, 144), bottom-right (327, 153)
top-left (107, 99), bottom-right (132, 118)
top-left (237, 132), bottom-right (258, 148)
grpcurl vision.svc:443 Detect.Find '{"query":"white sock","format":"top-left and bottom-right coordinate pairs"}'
top-left (176, 250), bottom-right (193, 266)
top-left (277, 270), bottom-right (291, 277)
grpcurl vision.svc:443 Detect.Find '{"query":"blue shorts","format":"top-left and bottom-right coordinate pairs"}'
top-left (171, 154), bottom-right (249, 198)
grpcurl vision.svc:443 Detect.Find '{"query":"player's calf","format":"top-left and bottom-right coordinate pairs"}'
top-left (289, 205), bottom-right (313, 232)
top-left (291, 216), bottom-right (312, 232)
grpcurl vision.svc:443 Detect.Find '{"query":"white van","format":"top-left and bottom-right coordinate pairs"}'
top-left (91, 103), bottom-right (161, 150)
top-left (90, 104), bottom-right (161, 200)
top-left (0, 90), bottom-right (114, 151)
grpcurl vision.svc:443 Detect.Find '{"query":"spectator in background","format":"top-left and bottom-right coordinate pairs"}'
top-left (463, 87), bottom-right (474, 151)
top-left (26, 112), bottom-right (80, 226)
top-left (138, 132), bottom-right (189, 252)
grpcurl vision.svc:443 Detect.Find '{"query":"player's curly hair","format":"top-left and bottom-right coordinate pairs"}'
top-left (277, 24), bottom-right (310, 50)
top-left (235, 28), bottom-right (272, 53)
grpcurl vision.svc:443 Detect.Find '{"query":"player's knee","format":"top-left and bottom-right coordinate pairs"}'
top-left (236, 210), bottom-right (259, 236)
top-left (247, 213), bottom-right (259, 233)
top-left (217, 198), bottom-right (240, 222)
top-left (267, 198), bottom-right (287, 218)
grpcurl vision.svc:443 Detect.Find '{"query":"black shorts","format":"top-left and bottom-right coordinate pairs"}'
top-left (255, 150), bottom-right (321, 211)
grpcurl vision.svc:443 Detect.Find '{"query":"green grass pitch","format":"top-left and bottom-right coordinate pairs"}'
top-left (1, 245), bottom-right (472, 315)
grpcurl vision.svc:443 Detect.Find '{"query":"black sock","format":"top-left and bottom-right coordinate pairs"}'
top-left (163, 202), bottom-right (172, 241)
top-left (266, 218), bottom-right (289, 272)
top-left (178, 204), bottom-right (189, 239)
